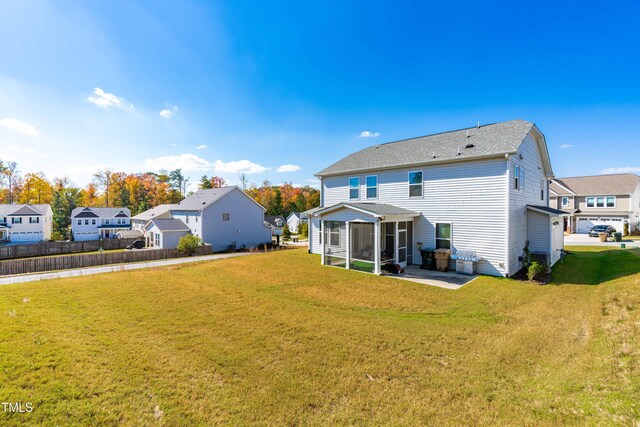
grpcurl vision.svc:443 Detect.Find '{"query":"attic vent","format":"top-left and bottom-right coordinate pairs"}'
top-left (465, 143), bottom-right (475, 149)
top-left (202, 202), bottom-right (206, 205)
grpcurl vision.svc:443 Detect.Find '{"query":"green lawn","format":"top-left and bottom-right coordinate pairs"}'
top-left (1, 246), bottom-right (639, 425)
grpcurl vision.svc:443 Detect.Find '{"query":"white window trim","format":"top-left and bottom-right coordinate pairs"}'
top-left (408, 170), bottom-right (423, 198)
top-left (586, 196), bottom-right (617, 209)
top-left (561, 197), bottom-right (569, 207)
top-left (606, 196), bottom-right (617, 208)
top-left (586, 197), bottom-right (595, 208)
top-left (349, 177), bottom-right (360, 200)
top-left (326, 221), bottom-right (341, 247)
top-left (365, 175), bottom-right (378, 200)
top-left (435, 222), bottom-right (452, 250)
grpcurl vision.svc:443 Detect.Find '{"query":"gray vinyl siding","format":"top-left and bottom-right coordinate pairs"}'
top-left (309, 217), bottom-right (321, 254)
top-left (527, 210), bottom-right (550, 254)
top-left (508, 133), bottom-right (548, 276)
top-left (551, 218), bottom-right (564, 265)
top-left (322, 158), bottom-right (509, 276)
top-left (200, 188), bottom-right (271, 252)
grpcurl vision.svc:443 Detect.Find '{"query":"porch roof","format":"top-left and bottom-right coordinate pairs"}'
top-left (315, 202), bottom-right (420, 219)
top-left (527, 205), bottom-right (570, 217)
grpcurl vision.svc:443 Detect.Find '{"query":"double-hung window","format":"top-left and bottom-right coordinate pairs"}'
top-left (326, 221), bottom-right (341, 247)
top-left (586, 197), bottom-right (595, 208)
top-left (85, 219), bottom-right (89, 225)
top-left (514, 165), bottom-right (520, 190)
top-left (606, 196), bottom-right (616, 208)
top-left (29, 217), bottom-right (39, 224)
top-left (349, 177), bottom-right (360, 200)
top-left (436, 223), bottom-right (452, 249)
top-left (12, 217), bottom-right (22, 224)
top-left (561, 197), bottom-right (569, 207)
top-left (596, 197), bottom-right (605, 208)
top-left (408, 171), bottom-right (423, 197)
top-left (77, 219), bottom-right (82, 225)
top-left (366, 176), bottom-right (377, 199)
top-left (92, 219), bottom-right (96, 225)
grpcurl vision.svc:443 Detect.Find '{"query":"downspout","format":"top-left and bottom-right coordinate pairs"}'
top-left (505, 154), bottom-right (511, 277)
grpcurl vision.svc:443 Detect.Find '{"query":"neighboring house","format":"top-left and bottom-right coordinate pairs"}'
top-left (0, 204), bottom-right (53, 243)
top-left (131, 204), bottom-right (177, 231)
top-left (286, 211), bottom-right (308, 233)
top-left (265, 215), bottom-right (286, 236)
top-left (549, 173), bottom-right (640, 234)
top-left (135, 186), bottom-right (272, 251)
top-left (306, 120), bottom-right (567, 277)
top-left (71, 207), bottom-right (131, 241)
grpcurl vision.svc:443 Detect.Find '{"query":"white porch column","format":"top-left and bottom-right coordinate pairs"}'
top-left (374, 220), bottom-right (381, 275)
top-left (394, 221), bottom-right (399, 264)
top-left (320, 219), bottom-right (325, 265)
top-left (345, 221), bottom-right (350, 269)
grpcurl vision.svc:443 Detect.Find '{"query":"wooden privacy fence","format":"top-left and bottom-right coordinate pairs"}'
top-left (0, 245), bottom-right (213, 276)
top-left (0, 238), bottom-right (138, 260)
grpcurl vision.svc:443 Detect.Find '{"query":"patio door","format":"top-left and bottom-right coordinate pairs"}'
top-left (397, 222), bottom-right (407, 268)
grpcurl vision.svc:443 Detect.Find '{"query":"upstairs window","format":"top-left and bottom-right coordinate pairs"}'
top-left (105, 219), bottom-right (110, 225)
top-left (366, 176), bottom-right (377, 199)
top-left (85, 219), bottom-right (89, 225)
top-left (92, 219), bottom-right (96, 225)
top-left (186, 215), bottom-right (189, 224)
top-left (29, 217), bottom-right (40, 224)
top-left (606, 196), bottom-right (616, 208)
top-left (349, 177), bottom-right (360, 200)
top-left (408, 171), bottom-right (423, 197)
top-left (561, 197), bottom-right (569, 207)
top-left (222, 213), bottom-right (230, 221)
top-left (77, 219), bottom-right (82, 225)
top-left (436, 223), bottom-right (452, 249)
top-left (12, 217), bottom-right (22, 224)
top-left (586, 197), bottom-right (595, 207)
top-left (540, 179), bottom-right (545, 201)
top-left (596, 197), bottom-right (605, 208)
top-left (514, 165), bottom-right (520, 190)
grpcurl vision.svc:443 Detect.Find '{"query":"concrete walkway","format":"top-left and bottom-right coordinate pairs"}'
top-left (0, 252), bottom-right (256, 285)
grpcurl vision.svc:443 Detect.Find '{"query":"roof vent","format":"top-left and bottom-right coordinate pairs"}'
top-left (432, 152), bottom-right (436, 159)
top-left (465, 143), bottom-right (475, 149)
top-left (457, 147), bottom-right (462, 156)
top-left (477, 121), bottom-right (480, 128)
top-left (466, 130), bottom-right (470, 138)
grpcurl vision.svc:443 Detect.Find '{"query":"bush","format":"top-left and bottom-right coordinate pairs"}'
top-left (527, 261), bottom-right (546, 281)
top-left (50, 231), bottom-right (65, 242)
top-left (282, 224), bottom-right (291, 241)
top-left (177, 234), bottom-right (203, 256)
top-left (624, 222), bottom-right (629, 236)
top-left (298, 222), bottom-right (308, 238)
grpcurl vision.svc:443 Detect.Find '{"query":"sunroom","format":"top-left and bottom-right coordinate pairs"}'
top-left (315, 202), bottom-right (420, 274)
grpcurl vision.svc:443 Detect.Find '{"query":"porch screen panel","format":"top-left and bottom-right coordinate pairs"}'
top-left (324, 221), bottom-right (346, 267)
top-left (407, 221), bottom-right (414, 264)
top-left (350, 223), bottom-right (374, 262)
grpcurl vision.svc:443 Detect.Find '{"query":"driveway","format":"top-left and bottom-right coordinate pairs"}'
top-left (564, 233), bottom-right (639, 247)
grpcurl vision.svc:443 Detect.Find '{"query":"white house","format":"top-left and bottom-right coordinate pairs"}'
top-left (71, 207), bottom-right (131, 241)
top-left (286, 211), bottom-right (308, 233)
top-left (306, 120), bottom-right (567, 277)
top-left (0, 204), bottom-right (53, 243)
top-left (134, 186), bottom-right (272, 251)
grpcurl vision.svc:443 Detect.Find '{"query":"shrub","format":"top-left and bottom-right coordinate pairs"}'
top-left (50, 231), bottom-right (64, 242)
top-left (527, 261), bottom-right (546, 281)
top-left (282, 224), bottom-right (291, 241)
top-left (298, 222), bottom-right (308, 238)
top-left (177, 234), bottom-right (203, 256)
top-left (624, 222), bottom-right (629, 236)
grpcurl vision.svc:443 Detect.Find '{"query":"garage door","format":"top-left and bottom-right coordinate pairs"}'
top-left (576, 217), bottom-right (625, 234)
top-left (9, 231), bottom-right (43, 242)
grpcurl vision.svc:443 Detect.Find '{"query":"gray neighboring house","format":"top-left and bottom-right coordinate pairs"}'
top-left (71, 207), bottom-right (131, 241)
top-left (549, 173), bottom-right (640, 234)
top-left (286, 211), bottom-right (308, 233)
top-left (134, 186), bottom-right (272, 251)
top-left (306, 119), bottom-right (567, 277)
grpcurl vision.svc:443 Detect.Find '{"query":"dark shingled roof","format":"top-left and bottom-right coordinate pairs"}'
top-left (71, 207), bottom-right (131, 218)
top-left (527, 205), bottom-right (570, 216)
top-left (317, 120), bottom-right (536, 176)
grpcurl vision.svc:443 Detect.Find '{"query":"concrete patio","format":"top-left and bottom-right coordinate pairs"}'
top-left (382, 265), bottom-right (478, 290)
top-left (564, 233), bottom-right (640, 247)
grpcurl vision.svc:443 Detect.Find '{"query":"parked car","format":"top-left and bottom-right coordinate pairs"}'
top-left (588, 225), bottom-right (616, 237)
top-left (126, 240), bottom-right (145, 250)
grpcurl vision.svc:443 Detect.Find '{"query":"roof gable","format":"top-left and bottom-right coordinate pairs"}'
top-left (8, 205), bottom-right (42, 216)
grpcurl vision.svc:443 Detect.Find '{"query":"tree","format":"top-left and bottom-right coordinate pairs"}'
top-left (169, 169), bottom-right (185, 195)
top-left (177, 234), bottom-right (203, 256)
top-left (19, 172), bottom-right (53, 204)
top-left (51, 177), bottom-right (81, 239)
top-left (1, 161), bottom-right (19, 203)
top-left (81, 183), bottom-right (99, 207)
top-left (199, 175), bottom-right (213, 189)
top-left (211, 176), bottom-right (226, 188)
top-left (298, 222), bottom-right (309, 238)
top-left (239, 173), bottom-right (248, 190)
top-left (93, 168), bottom-right (113, 207)
top-left (282, 224), bottom-right (291, 241)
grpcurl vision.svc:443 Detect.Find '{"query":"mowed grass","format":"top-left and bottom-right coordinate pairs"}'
top-left (1, 247), bottom-right (640, 425)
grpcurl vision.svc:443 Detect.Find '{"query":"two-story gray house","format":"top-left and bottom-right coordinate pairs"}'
top-left (71, 207), bottom-right (132, 241)
top-left (134, 186), bottom-right (272, 251)
top-left (549, 173), bottom-right (640, 234)
top-left (306, 120), bottom-right (567, 277)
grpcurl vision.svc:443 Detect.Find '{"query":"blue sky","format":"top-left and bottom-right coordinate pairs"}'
top-left (1, 1), bottom-right (639, 190)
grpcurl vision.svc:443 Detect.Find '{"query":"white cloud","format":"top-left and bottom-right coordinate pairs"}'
top-left (306, 178), bottom-right (320, 189)
top-left (560, 144), bottom-right (573, 149)
top-left (143, 154), bottom-right (212, 172)
top-left (195, 144), bottom-right (208, 150)
top-left (160, 106), bottom-right (178, 119)
top-left (213, 159), bottom-right (268, 174)
top-left (599, 166), bottom-right (640, 175)
top-left (0, 118), bottom-right (39, 136)
top-left (277, 164), bottom-right (300, 172)
top-left (358, 131), bottom-right (380, 138)
top-left (87, 87), bottom-right (128, 108)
